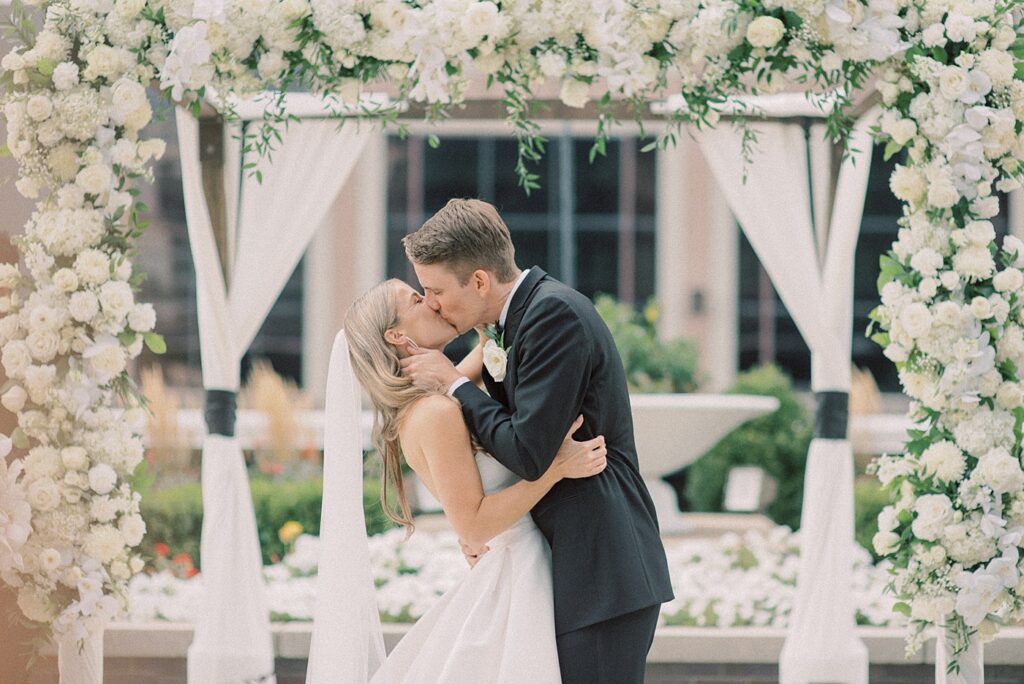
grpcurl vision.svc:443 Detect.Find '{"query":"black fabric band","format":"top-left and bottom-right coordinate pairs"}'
top-left (814, 391), bottom-right (849, 440)
top-left (204, 389), bottom-right (237, 437)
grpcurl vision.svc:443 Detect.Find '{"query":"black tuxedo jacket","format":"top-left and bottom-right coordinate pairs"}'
top-left (453, 267), bottom-right (674, 634)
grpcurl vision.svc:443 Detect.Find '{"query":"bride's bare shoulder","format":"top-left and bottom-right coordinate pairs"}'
top-left (399, 395), bottom-right (464, 444)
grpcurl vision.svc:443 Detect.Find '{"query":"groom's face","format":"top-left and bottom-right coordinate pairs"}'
top-left (413, 262), bottom-right (487, 335)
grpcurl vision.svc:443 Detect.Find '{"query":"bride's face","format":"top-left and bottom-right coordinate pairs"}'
top-left (386, 282), bottom-right (459, 353)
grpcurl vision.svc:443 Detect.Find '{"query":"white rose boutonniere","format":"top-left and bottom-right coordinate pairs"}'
top-left (482, 324), bottom-right (508, 381)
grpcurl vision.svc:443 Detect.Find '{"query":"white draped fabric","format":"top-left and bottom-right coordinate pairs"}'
top-left (57, 627), bottom-right (103, 684)
top-left (697, 105), bottom-right (880, 684)
top-left (176, 109), bottom-right (370, 682)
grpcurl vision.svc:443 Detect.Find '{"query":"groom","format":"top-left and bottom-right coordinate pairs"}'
top-left (400, 198), bottom-right (673, 683)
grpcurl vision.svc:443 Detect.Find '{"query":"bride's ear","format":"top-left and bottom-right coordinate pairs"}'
top-left (383, 328), bottom-right (405, 347)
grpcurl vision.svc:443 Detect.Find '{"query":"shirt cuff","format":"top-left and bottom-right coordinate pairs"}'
top-left (447, 376), bottom-right (471, 396)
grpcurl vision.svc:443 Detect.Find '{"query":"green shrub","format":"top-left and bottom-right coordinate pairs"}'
top-left (141, 466), bottom-right (396, 568)
top-left (854, 477), bottom-right (890, 560)
top-left (683, 364), bottom-right (812, 530)
top-left (594, 294), bottom-right (700, 393)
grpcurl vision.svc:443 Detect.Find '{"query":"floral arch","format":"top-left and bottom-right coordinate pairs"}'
top-left (0, 0), bottom-right (1022, 682)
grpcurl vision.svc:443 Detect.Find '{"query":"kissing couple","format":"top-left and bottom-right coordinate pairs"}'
top-left (307, 198), bottom-right (673, 683)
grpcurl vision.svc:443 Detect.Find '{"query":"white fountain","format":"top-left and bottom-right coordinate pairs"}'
top-left (630, 394), bottom-right (780, 533)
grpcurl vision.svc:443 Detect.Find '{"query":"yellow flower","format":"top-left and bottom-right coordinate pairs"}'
top-left (644, 303), bottom-right (660, 326)
top-left (278, 520), bottom-right (303, 546)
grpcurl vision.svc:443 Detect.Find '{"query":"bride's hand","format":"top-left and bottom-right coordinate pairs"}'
top-left (552, 415), bottom-right (607, 480)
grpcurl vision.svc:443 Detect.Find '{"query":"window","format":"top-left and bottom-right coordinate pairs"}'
top-left (385, 132), bottom-right (657, 354)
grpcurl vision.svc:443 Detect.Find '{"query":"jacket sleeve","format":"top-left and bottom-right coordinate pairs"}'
top-left (453, 297), bottom-right (591, 481)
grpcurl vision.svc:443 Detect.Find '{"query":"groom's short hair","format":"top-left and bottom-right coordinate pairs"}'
top-left (404, 199), bottom-right (518, 285)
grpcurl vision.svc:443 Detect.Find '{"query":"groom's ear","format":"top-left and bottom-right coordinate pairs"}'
top-left (470, 269), bottom-right (491, 294)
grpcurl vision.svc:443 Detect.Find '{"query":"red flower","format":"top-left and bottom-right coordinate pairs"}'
top-left (153, 543), bottom-right (170, 558)
top-left (172, 553), bottom-right (193, 567)
top-left (186, 567), bottom-right (199, 578)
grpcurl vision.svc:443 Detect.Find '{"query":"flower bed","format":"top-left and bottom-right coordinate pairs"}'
top-left (122, 525), bottom-right (898, 629)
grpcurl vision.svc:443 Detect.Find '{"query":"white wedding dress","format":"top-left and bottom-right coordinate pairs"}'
top-left (370, 451), bottom-right (562, 683)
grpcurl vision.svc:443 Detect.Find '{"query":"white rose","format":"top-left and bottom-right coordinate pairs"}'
top-left (559, 79), bottom-right (590, 109)
top-left (889, 119), bottom-right (917, 146)
top-left (993, 269), bottom-right (1023, 293)
top-left (99, 280), bottom-right (134, 319)
top-left (918, 278), bottom-right (939, 299)
top-left (39, 547), bottom-right (62, 572)
top-left (25, 331), bottom-right (59, 363)
top-left (921, 23), bottom-right (946, 47)
top-left (110, 560), bottom-right (130, 581)
top-left (129, 556), bottom-right (144, 574)
top-left (912, 494), bottom-right (954, 541)
top-left (877, 505), bottom-right (899, 532)
top-left (87, 344), bottom-right (127, 381)
top-left (3, 340), bottom-right (33, 378)
top-left (27, 479), bottom-right (61, 511)
top-left (873, 530), bottom-right (901, 556)
top-left (128, 303), bottom-right (156, 332)
top-left (89, 496), bottom-right (118, 523)
top-left (939, 66), bottom-right (969, 100)
top-left (971, 195), bottom-right (1000, 219)
top-left (463, 1), bottom-right (502, 42)
top-left (25, 95), bottom-right (53, 122)
top-left (123, 101), bottom-right (152, 131)
top-left (115, 0), bottom-right (145, 18)
top-left (899, 302), bottom-right (933, 338)
top-left (953, 245), bottom-right (995, 281)
top-left (537, 52), bottom-right (567, 79)
top-left (746, 16), bottom-right (785, 48)
top-left (88, 463), bottom-right (118, 495)
top-left (928, 181), bottom-right (959, 209)
top-left (75, 164), bottom-right (112, 196)
top-left (975, 447), bottom-right (1024, 494)
top-left (482, 339), bottom-right (508, 381)
top-left (474, 51), bottom-right (504, 75)
top-left (970, 295), bottom-right (993, 320)
top-left (118, 514), bottom-right (146, 546)
top-left (61, 446), bottom-right (89, 471)
top-left (1003, 236), bottom-right (1024, 267)
top-left (940, 270), bottom-right (962, 291)
top-left (1, 385), bottom-right (26, 413)
top-left (68, 291), bottom-right (100, 323)
top-left (23, 364), bottom-right (56, 402)
top-left (52, 268), bottom-right (79, 293)
top-left (964, 221), bottom-right (995, 244)
top-left (995, 382), bottom-right (1023, 410)
top-left (1, 50), bottom-right (25, 72)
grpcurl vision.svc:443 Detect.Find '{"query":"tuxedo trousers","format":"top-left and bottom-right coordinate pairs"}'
top-left (555, 604), bottom-right (661, 684)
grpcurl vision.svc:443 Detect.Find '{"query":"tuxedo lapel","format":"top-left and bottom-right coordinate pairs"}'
top-left (501, 266), bottom-right (547, 351)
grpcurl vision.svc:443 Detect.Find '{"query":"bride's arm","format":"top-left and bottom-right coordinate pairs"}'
top-left (402, 396), bottom-right (604, 549)
top-left (454, 330), bottom-right (485, 385)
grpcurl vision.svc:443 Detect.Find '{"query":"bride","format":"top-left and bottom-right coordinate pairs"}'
top-left (306, 279), bottom-right (608, 683)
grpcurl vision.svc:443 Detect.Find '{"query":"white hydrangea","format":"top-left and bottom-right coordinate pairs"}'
top-left (918, 441), bottom-right (967, 483)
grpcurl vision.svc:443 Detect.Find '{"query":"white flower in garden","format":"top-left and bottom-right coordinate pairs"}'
top-left (39, 548), bottom-right (62, 573)
top-left (912, 494), bottom-right (954, 541)
top-left (877, 505), bottom-right (899, 533)
top-left (995, 382), bottom-right (1024, 410)
top-left (939, 66), bottom-right (970, 101)
top-left (89, 496), bottom-right (118, 523)
top-left (55, 87), bottom-right (107, 141)
top-left (56, 185), bottom-right (85, 210)
top-left (25, 330), bottom-right (59, 363)
top-left (24, 365), bottom-right (57, 404)
top-left (898, 302), bottom-right (933, 338)
top-left (110, 77), bottom-right (148, 125)
top-left (969, 296), bottom-right (992, 320)
top-left (83, 44), bottom-right (132, 82)
top-left (26, 95), bottom-right (53, 122)
top-left (974, 447), bottom-right (1024, 494)
top-left (129, 556), bottom-right (144, 574)
top-left (919, 441), bottom-right (967, 483)
top-left (75, 249), bottom-right (111, 286)
top-left (52, 268), bottom-right (79, 294)
top-left (128, 303), bottom-right (156, 332)
top-left (137, 139), bottom-right (166, 162)
top-left (952, 244), bottom-right (995, 281)
top-left (910, 594), bottom-right (955, 623)
top-left (52, 62), bottom-right (80, 91)
top-left (889, 165), bottom-right (927, 204)
top-left (971, 195), bottom-right (999, 219)
top-left (27, 479), bottom-right (61, 512)
top-left (746, 16), bottom-right (785, 48)
top-left (993, 269), bottom-right (1023, 293)
top-left (88, 463), bottom-right (117, 495)
top-left (964, 220), bottom-right (995, 245)
top-left (559, 79), bottom-right (591, 109)
top-left (3, 340), bottom-right (33, 378)
top-left (68, 292), bottom-right (100, 324)
top-left (84, 336), bottom-right (127, 382)
top-left (1, 386), bottom-right (26, 414)
top-left (463, 1), bottom-right (506, 43)
top-left (61, 446), bottom-right (89, 472)
top-left (83, 524), bottom-right (125, 564)
top-left (943, 517), bottom-right (998, 566)
top-left (75, 163), bottom-right (113, 196)
top-left (47, 144), bottom-right (81, 183)
top-left (952, 406), bottom-right (1015, 458)
top-left (98, 280), bottom-right (134, 320)
top-left (909, 248), bottom-right (942, 277)
top-left (118, 514), bottom-right (145, 546)
top-left (30, 208), bottom-right (106, 257)
top-left (954, 570), bottom-right (1002, 626)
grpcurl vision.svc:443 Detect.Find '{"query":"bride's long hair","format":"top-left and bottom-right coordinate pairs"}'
top-left (344, 279), bottom-right (437, 532)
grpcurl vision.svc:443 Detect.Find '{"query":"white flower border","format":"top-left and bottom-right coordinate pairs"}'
top-left (0, 0), bottom-right (1020, 668)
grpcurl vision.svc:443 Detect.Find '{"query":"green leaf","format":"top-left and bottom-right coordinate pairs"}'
top-left (870, 332), bottom-right (890, 347)
top-left (37, 57), bottom-right (54, 76)
top-left (897, 509), bottom-right (912, 526)
top-left (883, 141), bottom-right (902, 162)
top-left (0, 144), bottom-right (10, 158)
top-left (930, 47), bottom-right (948, 64)
top-left (893, 602), bottom-right (912, 617)
top-left (427, 134), bottom-right (440, 149)
top-left (143, 332), bottom-right (167, 354)
top-left (118, 331), bottom-right (137, 346)
top-left (11, 427), bottom-right (28, 450)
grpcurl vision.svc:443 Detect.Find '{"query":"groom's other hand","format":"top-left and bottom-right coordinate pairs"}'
top-left (459, 538), bottom-right (490, 568)
top-left (401, 346), bottom-right (464, 393)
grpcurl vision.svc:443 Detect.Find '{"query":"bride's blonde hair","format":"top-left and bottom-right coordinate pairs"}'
top-left (344, 279), bottom-right (438, 532)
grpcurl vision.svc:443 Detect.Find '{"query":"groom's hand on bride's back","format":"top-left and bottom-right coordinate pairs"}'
top-left (401, 346), bottom-right (463, 393)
